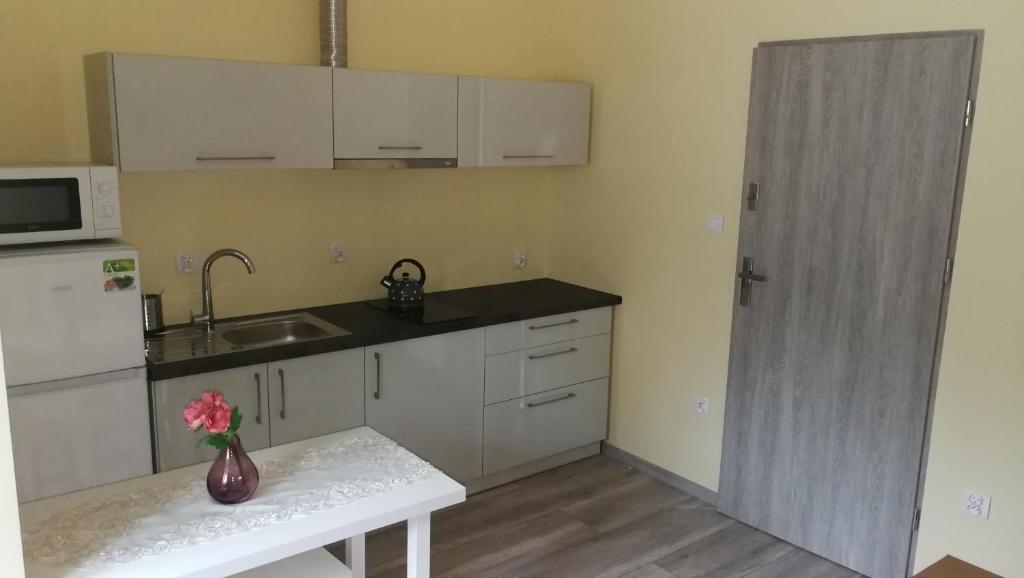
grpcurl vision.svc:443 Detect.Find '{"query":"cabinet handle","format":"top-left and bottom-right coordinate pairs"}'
top-left (278, 368), bottom-right (286, 420)
top-left (528, 347), bottom-right (578, 360)
top-left (253, 373), bottom-right (263, 425)
top-left (527, 392), bottom-right (576, 408)
top-left (503, 154), bottom-right (555, 159)
top-left (528, 318), bottom-right (578, 330)
top-left (373, 352), bottom-right (382, 400)
top-left (196, 155), bottom-right (276, 161)
top-left (378, 145), bottom-right (423, 151)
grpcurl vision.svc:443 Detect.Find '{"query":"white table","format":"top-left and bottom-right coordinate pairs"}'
top-left (19, 427), bottom-right (465, 578)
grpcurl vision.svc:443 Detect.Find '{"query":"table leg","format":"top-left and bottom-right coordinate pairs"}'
top-left (406, 513), bottom-right (430, 578)
top-left (345, 533), bottom-right (366, 578)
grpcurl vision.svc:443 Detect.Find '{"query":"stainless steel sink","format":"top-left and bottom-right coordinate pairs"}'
top-left (145, 312), bottom-right (351, 365)
top-left (221, 314), bottom-right (348, 347)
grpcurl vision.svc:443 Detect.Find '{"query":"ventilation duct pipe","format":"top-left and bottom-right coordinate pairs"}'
top-left (320, 0), bottom-right (348, 67)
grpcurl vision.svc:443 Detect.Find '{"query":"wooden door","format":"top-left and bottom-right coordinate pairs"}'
top-left (151, 364), bottom-right (271, 472)
top-left (365, 329), bottom-right (485, 481)
top-left (719, 32), bottom-right (981, 578)
top-left (268, 350), bottom-right (364, 446)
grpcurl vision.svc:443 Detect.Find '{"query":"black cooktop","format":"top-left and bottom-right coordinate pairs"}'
top-left (364, 296), bottom-right (477, 325)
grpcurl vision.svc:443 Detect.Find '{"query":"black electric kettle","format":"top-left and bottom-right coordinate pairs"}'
top-left (381, 258), bottom-right (427, 310)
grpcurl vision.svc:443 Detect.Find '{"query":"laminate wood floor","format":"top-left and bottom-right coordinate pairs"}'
top-left (327, 455), bottom-right (864, 577)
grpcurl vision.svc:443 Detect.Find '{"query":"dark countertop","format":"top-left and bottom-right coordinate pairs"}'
top-left (147, 278), bottom-right (622, 381)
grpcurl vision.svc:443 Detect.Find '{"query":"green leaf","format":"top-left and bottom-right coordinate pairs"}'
top-left (230, 406), bottom-right (243, 431)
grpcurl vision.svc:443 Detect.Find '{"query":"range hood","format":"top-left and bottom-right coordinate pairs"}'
top-left (322, 0), bottom-right (456, 169)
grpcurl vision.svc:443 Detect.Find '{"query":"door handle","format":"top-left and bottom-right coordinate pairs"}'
top-left (737, 257), bottom-right (767, 307)
top-left (278, 368), bottom-right (286, 420)
top-left (253, 372), bottom-right (263, 425)
top-left (373, 352), bottom-right (382, 400)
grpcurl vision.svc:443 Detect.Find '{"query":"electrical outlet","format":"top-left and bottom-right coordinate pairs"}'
top-left (966, 492), bottom-right (992, 519)
top-left (695, 395), bottom-right (710, 416)
top-left (514, 251), bottom-right (528, 269)
top-left (330, 243), bottom-right (348, 264)
top-left (176, 252), bottom-right (196, 274)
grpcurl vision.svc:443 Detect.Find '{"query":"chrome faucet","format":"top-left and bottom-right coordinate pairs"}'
top-left (191, 249), bottom-right (255, 333)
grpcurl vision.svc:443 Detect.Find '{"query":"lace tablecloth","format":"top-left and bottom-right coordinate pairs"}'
top-left (22, 430), bottom-right (438, 569)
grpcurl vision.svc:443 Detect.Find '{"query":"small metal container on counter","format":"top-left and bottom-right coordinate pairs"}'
top-left (142, 293), bottom-right (165, 335)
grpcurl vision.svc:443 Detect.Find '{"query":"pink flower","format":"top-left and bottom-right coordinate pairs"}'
top-left (183, 399), bottom-right (209, 431)
top-left (204, 398), bottom-right (232, 434)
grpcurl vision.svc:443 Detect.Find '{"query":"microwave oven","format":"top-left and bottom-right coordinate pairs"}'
top-left (0, 165), bottom-right (121, 245)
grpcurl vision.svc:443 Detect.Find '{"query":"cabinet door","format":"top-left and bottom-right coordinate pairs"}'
top-left (365, 329), bottom-right (484, 481)
top-left (151, 364), bottom-right (271, 472)
top-left (268, 349), bottom-right (365, 446)
top-left (459, 76), bottom-right (591, 167)
top-left (334, 69), bottom-right (457, 160)
top-left (110, 53), bottom-right (333, 171)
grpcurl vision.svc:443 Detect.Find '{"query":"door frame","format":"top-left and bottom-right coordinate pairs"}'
top-left (729, 29), bottom-right (985, 577)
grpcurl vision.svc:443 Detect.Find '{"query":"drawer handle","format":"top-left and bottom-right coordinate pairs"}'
top-left (373, 352), bottom-right (382, 400)
top-left (503, 154), bottom-right (555, 159)
top-left (528, 318), bottom-right (579, 331)
top-left (196, 155), bottom-right (277, 161)
top-left (278, 368), bottom-right (287, 420)
top-left (253, 372), bottom-right (263, 425)
top-left (527, 392), bottom-right (576, 408)
top-left (528, 347), bottom-right (578, 360)
top-left (378, 145), bottom-right (423, 151)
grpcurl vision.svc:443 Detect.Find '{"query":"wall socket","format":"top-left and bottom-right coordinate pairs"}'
top-left (514, 251), bottom-right (528, 269)
top-left (966, 492), bottom-right (992, 519)
top-left (695, 395), bottom-right (710, 416)
top-left (176, 252), bottom-right (196, 274)
top-left (330, 243), bottom-right (348, 264)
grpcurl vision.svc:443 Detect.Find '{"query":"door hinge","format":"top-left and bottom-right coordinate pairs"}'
top-left (943, 257), bottom-right (954, 286)
top-left (964, 99), bottom-right (974, 127)
top-left (746, 181), bottom-right (760, 211)
top-left (912, 508), bottom-right (922, 532)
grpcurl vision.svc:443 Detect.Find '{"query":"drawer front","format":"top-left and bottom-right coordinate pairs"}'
top-left (485, 306), bottom-right (612, 356)
top-left (483, 378), bottom-right (608, 475)
top-left (485, 333), bottom-right (611, 405)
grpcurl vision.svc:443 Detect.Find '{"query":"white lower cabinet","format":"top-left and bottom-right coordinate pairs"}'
top-left (483, 379), bottom-right (609, 475)
top-left (151, 350), bottom-right (364, 472)
top-left (152, 364), bottom-right (271, 472)
top-left (365, 329), bottom-right (485, 482)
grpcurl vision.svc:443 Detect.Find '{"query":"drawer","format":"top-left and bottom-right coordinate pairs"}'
top-left (485, 333), bottom-right (611, 405)
top-left (485, 306), bottom-right (612, 356)
top-left (483, 378), bottom-right (608, 475)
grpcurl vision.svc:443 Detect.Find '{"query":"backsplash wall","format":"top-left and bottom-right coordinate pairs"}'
top-left (0, 0), bottom-right (561, 324)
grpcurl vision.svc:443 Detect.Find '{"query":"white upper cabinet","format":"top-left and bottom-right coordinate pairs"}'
top-left (333, 69), bottom-right (458, 162)
top-left (458, 76), bottom-right (592, 167)
top-left (89, 53), bottom-right (334, 171)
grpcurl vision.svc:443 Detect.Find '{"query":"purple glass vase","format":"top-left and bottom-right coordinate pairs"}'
top-left (206, 435), bottom-right (259, 504)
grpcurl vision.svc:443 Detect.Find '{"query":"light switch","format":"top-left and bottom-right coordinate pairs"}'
top-left (706, 213), bottom-right (725, 235)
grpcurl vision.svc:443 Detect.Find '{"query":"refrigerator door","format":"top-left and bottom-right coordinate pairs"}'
top-left (8, 368), bottom-right (152, 502)
top-left (0, 242), bottom-right (144, 385)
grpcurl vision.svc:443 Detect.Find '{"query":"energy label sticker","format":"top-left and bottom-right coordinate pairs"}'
top-left (103, 258), bottom-right (137, 292)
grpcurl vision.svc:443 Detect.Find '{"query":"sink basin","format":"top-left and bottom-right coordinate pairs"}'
top-left (220, 313), bottom-right (351, 347)
top-left (145, 312), bottom-right (351, 365)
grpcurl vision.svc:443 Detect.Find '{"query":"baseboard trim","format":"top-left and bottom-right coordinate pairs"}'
top-left (601, 441), bottom-right (719, 507)
top-left (464, 443), bottom-right (602, 495)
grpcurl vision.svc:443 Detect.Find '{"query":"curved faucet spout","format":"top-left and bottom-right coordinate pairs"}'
top-left (194, 249), bottom-right (256, 332)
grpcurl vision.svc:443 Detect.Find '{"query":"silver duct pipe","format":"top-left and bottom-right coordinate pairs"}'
top-left (319, 0), bottom-right (348, 67)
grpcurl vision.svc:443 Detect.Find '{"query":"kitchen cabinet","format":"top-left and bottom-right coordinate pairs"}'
top-left (483, 378), bottom-right (609, 475)
top-left (333, 69), bottom-right (458, 163)
top-left (267, 349), bottom-right (364, 446)
top-left (365, 329), bottom-right (485, 481)
top-left (151, 364), bottom-right (271, 472)
top-left (458, 76), bottom-right (591, 167)
top-left (87, 53), bottom-right (333, 171)
top-left (151, 350), bottom-right (364, 471)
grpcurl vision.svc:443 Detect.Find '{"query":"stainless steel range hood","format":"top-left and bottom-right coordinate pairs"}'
top-left (322, 0), bottom-right (456, 169)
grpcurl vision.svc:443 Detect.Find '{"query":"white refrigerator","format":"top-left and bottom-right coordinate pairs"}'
top-left (0, 240), bottom-right (152, 502)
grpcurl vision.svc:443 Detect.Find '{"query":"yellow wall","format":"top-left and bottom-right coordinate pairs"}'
top-left (0, 0), bottom-right (557, 323)
top-left (543, 1), bottom-right (1023, 575)
top-left (1, 0), bottom-right (1021, 575)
